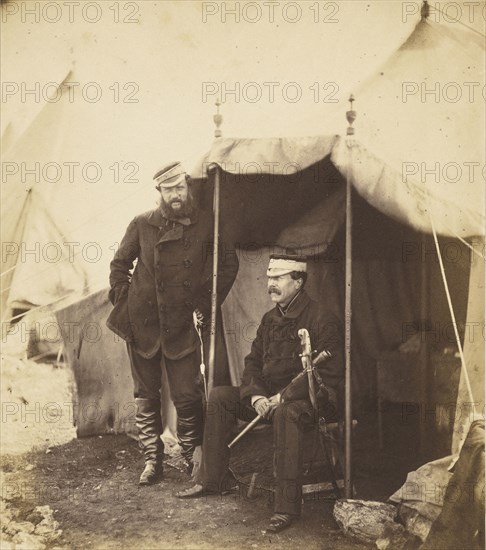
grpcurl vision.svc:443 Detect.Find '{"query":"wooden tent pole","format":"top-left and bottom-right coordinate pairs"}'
top-left (208, 99), bottom-right (223, 395)
top-left (208, 166), bottom-right (220, 395)
top-left (344, 95), bottom-right (356, 498)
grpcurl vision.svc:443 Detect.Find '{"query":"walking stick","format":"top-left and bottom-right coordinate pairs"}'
top-left (227, 345), bottom-right (332, 448)
top-left (193, 311), bottom-right (208, 401)
top-left (227, 414), bottom-right (262, 448)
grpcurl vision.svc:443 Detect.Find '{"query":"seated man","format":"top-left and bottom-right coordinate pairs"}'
top-left (176, 253), bottom-right (343, 533)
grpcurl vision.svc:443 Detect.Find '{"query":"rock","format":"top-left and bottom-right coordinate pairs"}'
top-left (14, 521), bottom-right (35, 534)
top-left (12, 531), bottom-right (46, 550)
top-left (34, 505), bottom-right (53, 518)
top-left (34, 522), bottom-right (62, 541)
top-left (334, 499), bottom-right (398, 544)
top-left (0, 534), bottom-right (15, 549)
top-left (0, 506), bottom-right (14, 528)
top-left (26, 511), bottom-right (44, 525)
top-left (25, 464), bottom-right (35, 471)
top-left (33, 505), bottom-right (61, 541)
top-left (375, 521), bottom-right (412, 550)
top-left (398, 504), bottom-right (434, 542)
top-left (4, 521), bottom-right (22, 536)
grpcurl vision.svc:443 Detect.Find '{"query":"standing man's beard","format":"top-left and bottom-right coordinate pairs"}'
top-left (160, 193), bottom-right (195, 220)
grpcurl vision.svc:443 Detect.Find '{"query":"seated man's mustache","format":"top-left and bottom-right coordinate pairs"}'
top-left (268, 287), bottom-right (281, 295)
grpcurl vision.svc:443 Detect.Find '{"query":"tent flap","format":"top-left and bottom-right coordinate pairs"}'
top-left (191, 135), bottom-right (338, 177)
top-left (331, 136), bottom-right (485, 238)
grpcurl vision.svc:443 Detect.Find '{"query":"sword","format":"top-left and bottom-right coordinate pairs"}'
top-left (193, 311), bottom-right (208, 401)
top-left (298, 328), bottom-right (317, 409)
top-left (227, 334), bottom-right (332, 447)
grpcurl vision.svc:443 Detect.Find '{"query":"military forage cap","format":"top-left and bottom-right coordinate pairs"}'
top-left (154, 161), bottom-right (187, 189)
top-left (267, 254), bottom-right (307, 277)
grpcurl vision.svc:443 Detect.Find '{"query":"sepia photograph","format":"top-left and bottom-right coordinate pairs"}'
top-left (1, 0), bottom-right (485, 548)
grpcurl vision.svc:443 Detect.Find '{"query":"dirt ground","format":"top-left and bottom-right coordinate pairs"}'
top-left (1, 434), bottom-right (375, 550)
top-left (0, 358), bottom-right (394, 549)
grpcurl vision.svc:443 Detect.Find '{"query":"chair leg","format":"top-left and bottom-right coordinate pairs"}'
top-left (318, 419), bottom-right (342, 499)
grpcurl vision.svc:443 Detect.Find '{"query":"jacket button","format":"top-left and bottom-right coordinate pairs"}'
top-left (143, 318), bottom-right (148, 326)
top-left (183, 259), bottom-right (193, 268)
top-left (183, 280), bottom-right (191, 288)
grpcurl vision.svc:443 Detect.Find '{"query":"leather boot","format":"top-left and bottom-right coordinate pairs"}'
top-left (135, 398), bottom-right (164, 485)
top-left (176, 400), bottom-right (204, 474)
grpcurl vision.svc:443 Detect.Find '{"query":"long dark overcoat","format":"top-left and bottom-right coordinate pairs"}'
top-left (107, 207), bottom-right (239, 360)
top-left (240, 290), bottom-right (343, 406)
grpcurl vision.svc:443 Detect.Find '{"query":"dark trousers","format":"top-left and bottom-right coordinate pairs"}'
top-left (127, 346), bottom-right (202, 409)
top-left (198, 386), bottom-right (317, 516)
top-left (127, 316), bottom-right (230, 407)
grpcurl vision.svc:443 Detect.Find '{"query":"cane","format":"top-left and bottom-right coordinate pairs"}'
top-left (193, 311), bottom-right (208, 401)
top-left (228, 414), bottom-right (262, 448)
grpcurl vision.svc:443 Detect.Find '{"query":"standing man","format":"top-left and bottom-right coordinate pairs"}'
top-left (176, 253), bottom-right (343, 533)
top-left (107, 161), bottom-right (238, 485)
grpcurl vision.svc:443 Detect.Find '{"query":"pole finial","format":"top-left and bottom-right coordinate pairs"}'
top-left (213, 98), bottom-right (223, 139)
top-left (346, 94), bottom-right (357, 136)
top-left (421, 0), bottom-right (430, 20)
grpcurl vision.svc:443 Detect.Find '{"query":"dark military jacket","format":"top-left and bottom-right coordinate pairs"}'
top-left (240, 290), bottom-right (343, 405)
top-left (107, 207), bottom-right (238, 360)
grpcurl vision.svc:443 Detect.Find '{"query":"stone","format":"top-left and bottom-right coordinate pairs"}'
top-left (12, 531), bottom-right (46, 550)
top-left (14, 521), bottom-right (35, 534)
top-left (0, 534), bottom-right (15, 550)
top-left (333, 499), bottom-right (398, 544)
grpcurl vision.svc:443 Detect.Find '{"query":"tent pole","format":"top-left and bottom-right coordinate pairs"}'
top-left (344, 96), bottom-right (356, 499)
top-left (207, 99), bottom-right (223, 395)
top-left (208, 165), bottom-right (220, 395)
top-left (419, 234), bottom-right (429, 458)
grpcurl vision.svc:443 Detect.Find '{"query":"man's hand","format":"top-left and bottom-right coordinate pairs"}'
top-left (253, 394), bottom-right (281, 420)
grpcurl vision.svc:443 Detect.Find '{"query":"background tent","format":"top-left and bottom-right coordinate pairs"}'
top-left (1, 77), bottom-right (89, 322)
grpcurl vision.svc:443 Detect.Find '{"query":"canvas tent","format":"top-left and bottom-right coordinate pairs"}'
top-left (2, 11), bottom-right (483, 501)
top-left (189, 17), bottom-right (484, 446)
top-left (0, 69), bottom-right (160, 346)
top-left (1, 76), bottom-right (88, 323)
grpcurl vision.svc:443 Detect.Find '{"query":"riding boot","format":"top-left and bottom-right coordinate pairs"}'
top-left (176, 400), bottom-right (204, 474)
top-left (135, 397), bottom-right (164, 485)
